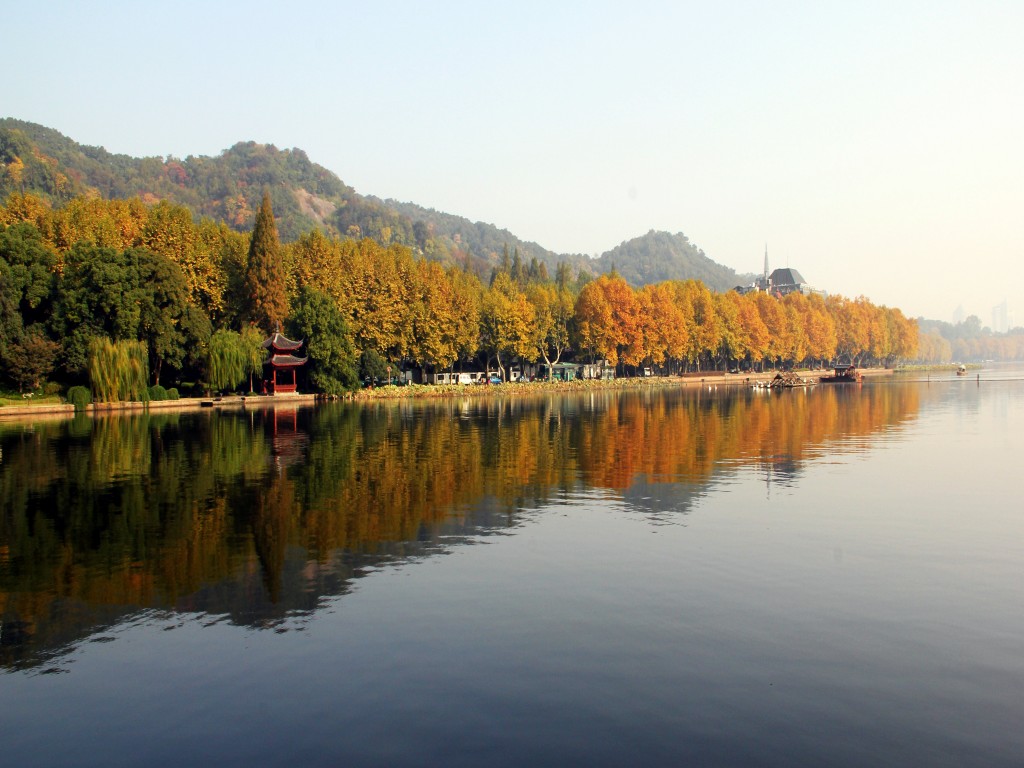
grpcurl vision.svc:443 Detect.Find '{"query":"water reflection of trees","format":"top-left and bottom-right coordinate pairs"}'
top-left (0, 384), bottom-right (920, 669)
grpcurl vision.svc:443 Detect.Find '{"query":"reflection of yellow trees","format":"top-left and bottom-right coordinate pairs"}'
top-left (573, 386), bottom-right (920, 489)
top-left (252, 473), bottom-right (296, 603)
top-left (153, 497), bottom-right (233, 604)
top-left (296, 403), bottom-right (488, 554)
top-left (2, 385), bottom-right (923, 664)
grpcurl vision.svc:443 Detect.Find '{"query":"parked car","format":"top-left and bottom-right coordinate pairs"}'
top-left (477, 375), bottom-right (502, 385)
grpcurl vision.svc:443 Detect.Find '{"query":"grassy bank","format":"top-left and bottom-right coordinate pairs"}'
top-left (352, 366), bottom-right (898, 401)
top-left (894, 363), bottom-right (980, 373)
top-left (353, 371), bottom-right (776, 401)
top-left (0, 393), bottom-right (64, 408)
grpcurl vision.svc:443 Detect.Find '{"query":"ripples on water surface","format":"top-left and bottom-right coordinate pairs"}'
top-left (1, 372), bottom-right (1022, 766)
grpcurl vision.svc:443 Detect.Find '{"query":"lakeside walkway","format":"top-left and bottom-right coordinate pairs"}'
top-left (0, 391), bottom-right (317, 420)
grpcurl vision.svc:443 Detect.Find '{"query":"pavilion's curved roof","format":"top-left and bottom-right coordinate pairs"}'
top-left (262, 332), bottom-right (304, 351)
top-left (267, 354), bottom-right (307, 368)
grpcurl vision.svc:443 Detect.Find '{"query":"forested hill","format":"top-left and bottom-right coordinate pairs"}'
top-left (595, 230), bottom-right (752, 293)
top-left (0, 118), bottom-right (352, 241)
top-left (379, 197), bottom-right (590, 276)
top-left (1, 118), bottom-right (739, 286)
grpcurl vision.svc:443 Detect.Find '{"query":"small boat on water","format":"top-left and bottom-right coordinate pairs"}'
top-left (956, 364), bottom-right (967, 376)
top-left (820, 364), bottom-right (862, 384)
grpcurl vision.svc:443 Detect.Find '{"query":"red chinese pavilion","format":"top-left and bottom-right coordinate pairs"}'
top-left (262, 331), bottom-right (307, 394)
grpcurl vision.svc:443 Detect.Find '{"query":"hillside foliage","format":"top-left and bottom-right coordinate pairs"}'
top-left (2, 119), bottom-right (744, 287)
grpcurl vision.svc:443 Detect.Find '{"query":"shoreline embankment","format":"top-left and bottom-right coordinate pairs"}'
top-left (0, 368), bottom-right (895, 421)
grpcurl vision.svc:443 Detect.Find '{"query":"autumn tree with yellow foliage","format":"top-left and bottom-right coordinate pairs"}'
top-left (527, 281), bottom-right (574, 378)
top-left (481, 271), bottom-right (535, 379)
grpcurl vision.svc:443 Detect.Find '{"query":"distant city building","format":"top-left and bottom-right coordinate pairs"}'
top-left (992, 300), bottom-right (1009, 334)
top-left (952, 305), bottom-right (965, 325)
top-left (734, 246), bottom-right (825, 298)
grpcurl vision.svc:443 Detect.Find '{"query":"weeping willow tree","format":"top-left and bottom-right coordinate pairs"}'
top-left (207, 329), bottom-right (247, 393)
top-left (240, 324), bottom-right (267, 393)
top-left (88, 337), bottom-right (149, 403)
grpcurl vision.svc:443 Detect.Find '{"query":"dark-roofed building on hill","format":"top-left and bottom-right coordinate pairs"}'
top-left (734, 247), bottom-right (826, 298)
top-left (767, 267), bottom-right (810, 296)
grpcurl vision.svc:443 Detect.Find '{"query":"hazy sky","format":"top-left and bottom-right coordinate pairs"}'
top-left (6, 1), bottom-right (1022, 323)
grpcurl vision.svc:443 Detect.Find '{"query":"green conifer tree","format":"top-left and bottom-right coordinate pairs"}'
top-left (243, 190), bottom-right (288, 331)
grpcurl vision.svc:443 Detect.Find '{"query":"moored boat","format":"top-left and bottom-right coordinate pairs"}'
top-left (820, 364), bottom-right (862, 384)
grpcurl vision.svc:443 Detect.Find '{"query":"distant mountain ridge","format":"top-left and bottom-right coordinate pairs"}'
top-left (0, 118), bottom-right (750, 290)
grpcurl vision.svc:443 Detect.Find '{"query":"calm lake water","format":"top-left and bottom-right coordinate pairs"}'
top-left (2, 369), bottom-right (1022, 767)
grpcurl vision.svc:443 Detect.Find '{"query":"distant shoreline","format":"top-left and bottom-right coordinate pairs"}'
top-left (893, 363), bottom-right (982, 372)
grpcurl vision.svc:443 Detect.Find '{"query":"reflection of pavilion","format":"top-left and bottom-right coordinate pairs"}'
top-left (268, 406), bottom-right (309, 468)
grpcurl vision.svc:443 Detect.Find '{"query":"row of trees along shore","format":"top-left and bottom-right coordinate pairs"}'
top-left (0, 190), bottom-right (919, 399)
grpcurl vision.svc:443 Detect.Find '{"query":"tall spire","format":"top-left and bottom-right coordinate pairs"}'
top-left (764, 243), bottom-right (769, 281)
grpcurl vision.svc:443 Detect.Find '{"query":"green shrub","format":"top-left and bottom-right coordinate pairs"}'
top-left (67, 385), bottom-right (92, 412)
top-left (166, 387), bottom-right (180, 400)
top-left (43, 382), bottom-right (62, 396)
top-left (147, 385), bottom-right (168, 401)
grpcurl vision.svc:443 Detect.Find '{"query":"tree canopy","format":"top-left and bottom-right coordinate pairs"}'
top-left (0, 188), bottom-right (937, 401)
